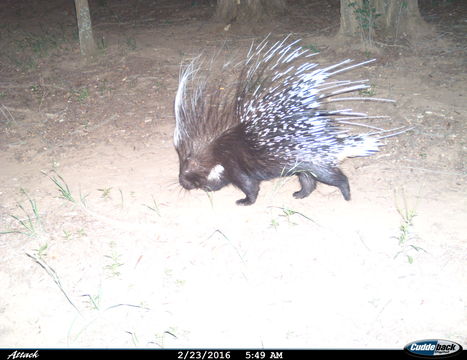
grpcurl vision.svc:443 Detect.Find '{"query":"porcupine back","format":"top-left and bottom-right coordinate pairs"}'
top-left (235, 38), bottom-right (393, 167)
top-left (174, 37), bottom-right (404, 205)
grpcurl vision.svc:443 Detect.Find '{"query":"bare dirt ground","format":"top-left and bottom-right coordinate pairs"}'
top-left (0, 0), bottom-right (466, 349)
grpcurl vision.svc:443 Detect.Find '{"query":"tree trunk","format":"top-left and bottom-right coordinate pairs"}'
top-left (74, 0), bottom-right (97, 56)
top-left (215, 0), bottom-right (287, 23)
top-left (339, 0), bottom-right (364, 37)
top-left (339, 0), bottom-right (431, 45)
top-left (374, 0), bottom-right (430, 40)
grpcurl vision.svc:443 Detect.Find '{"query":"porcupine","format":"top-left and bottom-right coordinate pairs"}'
top-left (174, 37), bottom-right (406, 205)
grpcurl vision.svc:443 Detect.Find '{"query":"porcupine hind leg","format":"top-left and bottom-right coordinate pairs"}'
top-left (293, 172), bottom-right (317, 199)
top-left (316, 167), bottom-right (351, 201)
top-left (231, 172), bottom-right (261, 206)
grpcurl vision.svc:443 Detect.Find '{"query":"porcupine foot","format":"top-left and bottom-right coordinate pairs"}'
top-left (317, 167), bottom-right (351, 201)
top-left (293, 172), bottom-right (317, 199)
top-left (233, 173), bottom-right (260, 206)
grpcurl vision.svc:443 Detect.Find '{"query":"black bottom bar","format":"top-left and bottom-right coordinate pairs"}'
top-left (4, 348), bottom-right (463, 360)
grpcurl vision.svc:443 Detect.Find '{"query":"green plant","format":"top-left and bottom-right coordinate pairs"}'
top-left (82, 293), bottom-right (101, 310)
top-left (34, 242), bottom-right (49, 259)
top-left (63, 230), bottom-right (73, 240)
top-left (270, 218), bottom-right (280, 230)
top-left (303, 44), bottom-right (319, 53)
top-left (143, 196), bottom-right (161, 217)
top-left (1, 189), bottom-right (43, 238)
top-left (269, 206), bottom-right (319, 227)
top-left (75, 87), bottom-right (89, 102)
top-left (104, 242), bottom-right (124, 278)
top-left (77, 229), bottom-right (87, 238)
top-left (358, 85), bottom-right (376, 97)
top-left (126, 331), bottom-right (139, 346)
top-left (98, 187), bottom-right (112, 200)
top-left (393, 190), bottom-right (425, 263)
top-left (204, 190), bottom-right (214, 208)
top-left (63, 228), bottom-right (87, 241)
top-left (47, 173), bottom-right (77, 203)
top-left (26, 252), bottom-right (81, 314)
top-left (348, 0), bottom-right (381, 46)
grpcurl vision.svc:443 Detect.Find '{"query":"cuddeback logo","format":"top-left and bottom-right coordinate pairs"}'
top-left (405, 339), bottom-right (463, 358)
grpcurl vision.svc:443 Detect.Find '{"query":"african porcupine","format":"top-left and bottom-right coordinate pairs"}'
top-left (174, 37), bottom-right (406, 205)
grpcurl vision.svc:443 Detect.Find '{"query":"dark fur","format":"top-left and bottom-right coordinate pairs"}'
top-left (177, 122), bottom-right (351, 205)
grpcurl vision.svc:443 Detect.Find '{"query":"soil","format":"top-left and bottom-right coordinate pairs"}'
top-left (0, 0), bottom-right (466, 349)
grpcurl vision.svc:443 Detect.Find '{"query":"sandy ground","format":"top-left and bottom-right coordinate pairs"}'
top-left (0, 0), bottom-right (466, 349)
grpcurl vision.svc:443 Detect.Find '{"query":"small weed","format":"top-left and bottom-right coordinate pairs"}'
top-left (98, 187), bottom-right (112, 200)
top-left (104, 254), bottom-right (124, 277)
top-left (82, 293), bottom-right (101, 311)
top-left (126, 331), bottom-right (139, 346)
top-left (63, 230), bottom-right (73, 240)
top-left (143, 196), bottom-right (161, 217)
top-left (118, 189), bottom-right (124, 209)
top-left (75, 88), bottom-right (89, 102)
top-left (279, 207), bottom-right (299, 225)
top-left (393, 190), bottom-right (425, 263)
top-left (63, 228), bottom-right (87, 241)
top-left (204, 191), bottom-right (215, 207)
top-left (164, 268), bottom-right (173, 277)
top-left (359, 85), bottom-right (376, 97)
top-left (395, 195), bottom-right (417, 246)
top-left (1, 189), bottom-right (43, 238)
top-left (270, 219), bottom-right (280, 230)
top-left (34, 242), bottom-right (49, 259)
top-left (152, 329), bottom-right (178, 348)
top-left (45, 171), bottom-right (89, 209)
top-left (303, 44), bottom-right (319, 53)
top-left (46, 172), bottom-right (76, 203)
top-left (104, 242), bottom-right (124, 278)
top-left (77, 229), bottom-right (87, 238)
top-left (270, 206), bottom-right (318, 227)
top-left (26, 252), bottom-right (81, 314)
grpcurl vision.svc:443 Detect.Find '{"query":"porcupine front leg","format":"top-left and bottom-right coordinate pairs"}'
top-left (231, 172), bottom-right (260, 206)
top-left (293, 172), bottom-right (317, 199)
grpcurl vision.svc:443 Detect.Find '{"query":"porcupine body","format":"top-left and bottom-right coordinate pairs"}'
top-left (174, 37), bottom-right (401, 205)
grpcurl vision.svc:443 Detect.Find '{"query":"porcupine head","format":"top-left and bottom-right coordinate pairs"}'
top-left (174, 38), bottom-right (395, 205)
top-left (173, 57), bottom-right (237, 195)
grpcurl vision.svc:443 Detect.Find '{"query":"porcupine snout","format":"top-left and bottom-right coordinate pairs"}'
top-left (178, 157), bottom-right (206, 190)
top-left (178, 156), bottom-right (227, 192)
